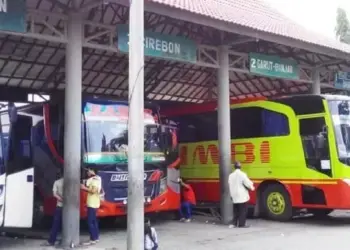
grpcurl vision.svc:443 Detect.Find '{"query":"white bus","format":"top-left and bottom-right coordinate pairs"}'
top-left (0, 103), bottom-right (34, 228)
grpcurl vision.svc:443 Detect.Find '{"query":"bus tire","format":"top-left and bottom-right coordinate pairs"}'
top-left (309, 208), bottom-right (333, 218)
top-left (261, 184), bottom-right (292, 221)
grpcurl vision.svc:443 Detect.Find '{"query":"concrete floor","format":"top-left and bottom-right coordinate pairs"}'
top-left (2, 211), bottom-right (350, 250)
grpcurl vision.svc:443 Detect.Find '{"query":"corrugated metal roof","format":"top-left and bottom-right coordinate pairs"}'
top-left (148, 0), bottom-right (350, 54)
top-left (0, 0), bottom-right (346, 103)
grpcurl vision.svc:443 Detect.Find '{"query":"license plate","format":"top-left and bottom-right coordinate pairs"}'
top-left (110, 173), bottom-right (147, 182)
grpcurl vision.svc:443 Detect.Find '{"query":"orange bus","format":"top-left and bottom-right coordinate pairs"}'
top-left (0, 99), bottom-right (180, 227)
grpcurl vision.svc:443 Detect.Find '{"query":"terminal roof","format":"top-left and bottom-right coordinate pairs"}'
top-left (0, 0), bottom-right (349, 103)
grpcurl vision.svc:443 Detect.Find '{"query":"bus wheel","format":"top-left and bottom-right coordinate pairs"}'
top-left (309, 209), bottom-right (333, 218)
top-left (261, 184), bottom-right (292, 221)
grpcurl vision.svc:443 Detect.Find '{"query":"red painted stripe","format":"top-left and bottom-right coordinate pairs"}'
top-left (43, 104), bottom-right (64, 164)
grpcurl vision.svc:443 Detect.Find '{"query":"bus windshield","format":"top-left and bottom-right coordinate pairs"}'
top-left (328, 100), bottom-right (350, 158)
top-left (82, 102), bottom-right (166, 164)
top-left (85, 119), bottom-right (128, 153)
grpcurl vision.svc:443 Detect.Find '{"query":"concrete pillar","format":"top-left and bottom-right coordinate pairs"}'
top-left (127, 0), bottom-right (145, 249)
top-left (217, 45), bottom-right (233, 224)
top-left (311, 67), bottom-right (321, 95)
top-left (61, 11), bottom-right (82, 248)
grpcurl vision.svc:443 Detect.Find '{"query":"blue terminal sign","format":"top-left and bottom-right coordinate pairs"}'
top-left (117, 24), bottom-right (197, 63)
top-left (335, 71), bottom-right (350, 90)
top-left (0, 0), bottom-right (26, 33)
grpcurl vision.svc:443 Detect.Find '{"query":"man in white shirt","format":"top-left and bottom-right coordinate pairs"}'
top-left (45, 171), bottom-right (64, 246)
top-left (228, 161), bottom-right (255, 228)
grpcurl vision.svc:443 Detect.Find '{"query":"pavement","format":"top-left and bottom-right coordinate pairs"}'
top-left (2, 211), bottom-right (350, 250)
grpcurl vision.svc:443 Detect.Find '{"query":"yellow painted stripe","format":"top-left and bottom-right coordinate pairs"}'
top-left (186, 179), bottom-right (338, 185)
top-left (280, 181), bottom-right (338, 185)
top-left (85, 152), bottom-right (164, 155)
top-left (187, 179), bottom-right (218, 183)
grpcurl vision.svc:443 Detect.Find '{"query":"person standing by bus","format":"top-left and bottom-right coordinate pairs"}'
top-left (179, 178), bottom-right (196, 222)
top-left (228, 161), bottom-right (255, 228)
top-left (144, 217), bottom-right (159, 250)
top-left (44, 170), bottom-right (64, 246)
top-left (81, 168), bottom-right (102, 245)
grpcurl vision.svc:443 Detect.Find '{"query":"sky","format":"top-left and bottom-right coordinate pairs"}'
top-left (264, 0), bottom-right (350, 39)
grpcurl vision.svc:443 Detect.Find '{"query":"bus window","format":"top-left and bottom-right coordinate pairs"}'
top-left (299, 117), bottom-right (331, 176)
top-left (1, 115), bottom-right (8, 167)
top-left (231, 107), bottom-right (289, 139)
top-left (261, 109), bottom-right (289, 136)
top-left (171, 112), bottom-right (218, 143)
top-left (6, 115), bottom-right (33, 175)
top-left (0, 127), bottom-right (4, 176)
top-left (178, 122), bottom-right (197, 143)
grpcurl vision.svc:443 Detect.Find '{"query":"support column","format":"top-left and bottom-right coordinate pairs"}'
top-left (311, 67), bottom-right (321, 95)
top-left (127, 0), bottom-right (144, 249)
top-left (61, 11), bottom-right (83, 248)
top-left (217, 45), bottom-right (233, 225)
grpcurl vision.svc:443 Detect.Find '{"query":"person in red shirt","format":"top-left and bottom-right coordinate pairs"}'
top-left (179, 178), bottom-right (196, 222)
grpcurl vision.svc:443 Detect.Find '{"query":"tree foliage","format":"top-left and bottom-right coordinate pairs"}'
top-left (335, 7), bottom-right (350, 44)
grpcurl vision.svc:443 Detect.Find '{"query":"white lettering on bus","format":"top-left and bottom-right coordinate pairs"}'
top-left (110, 173), bottom-right (148, 182)
top-left (0, 0), bottom-right (7, 13)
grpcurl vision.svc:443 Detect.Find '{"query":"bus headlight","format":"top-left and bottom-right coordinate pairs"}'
top-left (122, 199), bottom-right (128, 205)
top-left (143, 197), bottom-right (151, 203)
top-left (159, 178), bottom-right (167, 194)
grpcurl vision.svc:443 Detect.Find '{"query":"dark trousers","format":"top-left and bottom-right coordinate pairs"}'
top-left (87, 207), bottom-right (99, 241)
top-left (48, 207), bottom-right (62, 245)
top-left (179, 201), bottom-right (192, 219)
top-left (233, 202), bottom-right (247, 227)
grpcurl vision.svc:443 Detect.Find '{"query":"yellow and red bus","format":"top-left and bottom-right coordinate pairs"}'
top-left (162, 94), bottom-right (350, 221)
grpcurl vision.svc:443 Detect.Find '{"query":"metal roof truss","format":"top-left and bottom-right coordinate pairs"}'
top-left (0, 0), bottom-right (349, 104)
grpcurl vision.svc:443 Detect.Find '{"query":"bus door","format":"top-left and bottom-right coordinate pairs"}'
top-left (4, 114), bottom-right (34, 228)
top-left (0, 118), bottom-right (5, 226)
top-left (299, 116), bottom-right (331, 177)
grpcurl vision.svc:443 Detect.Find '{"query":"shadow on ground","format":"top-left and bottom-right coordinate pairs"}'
top-left (2, 210), bottom-right (350, 250)
top-left (290, 211), bottom-right (350, 227)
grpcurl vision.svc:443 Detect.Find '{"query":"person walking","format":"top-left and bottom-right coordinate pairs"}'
top-left (81, 168), bottom-right (102, 245)
top-left (228, 161), bottom-right (255, 228)
top-left (179, 178), bottom-right (196, 222)
top-left (43, 170), bottom-right (64, 246)
top-left (144, 217), bottom-right (158, 250)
